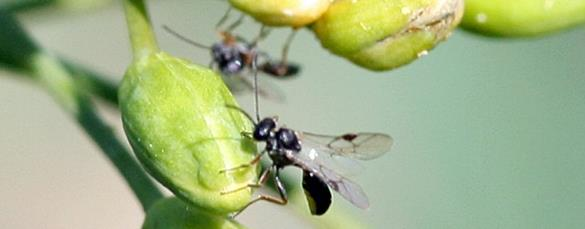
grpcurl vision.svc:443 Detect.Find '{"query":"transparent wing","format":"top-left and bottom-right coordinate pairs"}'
top-left (289, 150), bottom-right (370, 209)
top-left (299, 132), bottom-right (393, 160)
top-left (299, 138), bottom-right (365, 177)
top-left (221, 73), bottom-right (286, 102)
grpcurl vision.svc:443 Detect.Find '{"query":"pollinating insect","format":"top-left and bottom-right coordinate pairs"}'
top-left (221, 49), bottom-right (394, 216)
top-left (162, 9), bottom-right (300, 99)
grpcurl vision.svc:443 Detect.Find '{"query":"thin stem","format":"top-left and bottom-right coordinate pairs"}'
top-left (1, 10), bottom-right (118, 105)
top-left (31, 52), bottom-right (164, 211)
top-left (0, 0), bottom-right (52, 12)
top-left (76, 98), bottom-right (163, 211)
top-left (122, 0), bottom-right (159, 60)
top-left (0, 10), bottom-right (39, 71)
top-left (0, 11), bottom-right (163, 211)
top-left (60, 59), bottom-right (119, 106)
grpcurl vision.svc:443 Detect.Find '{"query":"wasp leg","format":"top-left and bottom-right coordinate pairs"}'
top-left (226, 13), bottom-right (245, 32)
top-left (231, 167), bottom-right (288, 217)
top-left (280, 29), bottom-right (298, 64)
top-left (219, 150), bottom-right (265, 174)
top-left (241, 131), bottom-right (253, 139)
top-left (208, 59), bottom-right (216, 69)
top-left (250, 25), bottom-right (271, 47)
top-left (220, 166), bottom-right (272, 195)
top-left (215, 7), bottom-right (232, 30)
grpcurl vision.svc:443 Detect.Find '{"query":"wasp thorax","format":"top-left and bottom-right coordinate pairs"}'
top-left (277, 128), bottom-right (301, 151)
top-left (211, 43), bottom-right (245, 75)
top-left (266, 136), bottom-right (279, 152)
top-left (254, 118), bottom-right (277, 141)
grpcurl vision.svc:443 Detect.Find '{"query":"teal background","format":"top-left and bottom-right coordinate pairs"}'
top-left (1, 0), bottom-right (584, 228)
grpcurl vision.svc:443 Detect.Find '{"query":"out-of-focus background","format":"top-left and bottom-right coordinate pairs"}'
top-left (1, 0), bottom-right (585, 228)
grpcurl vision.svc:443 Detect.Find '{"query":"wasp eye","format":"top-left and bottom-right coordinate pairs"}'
top-left (253, 118), bottom-right (276, 141)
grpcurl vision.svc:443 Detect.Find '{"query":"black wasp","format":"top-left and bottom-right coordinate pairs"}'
top-left (162, 9), bottom-right (300, 99)
top-left (221, 48), bottom-right (393, 216)
top-left (163, 25), bottom-right (299, 77)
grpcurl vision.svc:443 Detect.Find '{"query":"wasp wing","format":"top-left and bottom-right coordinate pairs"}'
top-left (299, 132), bottom-right (393, 160)
top-left (222, 73), bottom-right (286, 102)
top-left (289, 149), bottom-right (370, 209)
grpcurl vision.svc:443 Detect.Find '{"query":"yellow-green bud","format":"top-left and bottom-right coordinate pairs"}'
top-left (461, 0), bottom-right (585, 37)
top-left (313, 0), bottom-right (463, 71)
top-left (228, 0), bottom-right (333, 27)
top-left (143, 197), bottom-right (247, 229)
top-left (119, 52), bottom-right (257, 214)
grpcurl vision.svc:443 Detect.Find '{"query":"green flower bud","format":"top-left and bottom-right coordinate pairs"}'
top-left (461, 0), bottom-right (585, 37)
top-left (143, 197), bottom-right (247, 229)
top-left (228, 0), bottom-right (333, 27)
top-left (119, 52), bottom-right (258, 214)
top-left (313, 0), bottom-right (463, 71)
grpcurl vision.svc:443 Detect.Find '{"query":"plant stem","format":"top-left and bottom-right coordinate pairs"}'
top-left (60, 59), bottom-right (119, 106)
top-left (0, 10), bottom-right (163, 211)
top-left (122, 0), bottom-right (158, 60)
top-left (32, 52), bottom-right (164, 211)
top-left (0, 0), bottom-right (52, 12)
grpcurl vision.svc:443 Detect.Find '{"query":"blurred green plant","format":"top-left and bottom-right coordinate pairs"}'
top-left (1, 0), bottom-right (112, 12)
top-left (143, 197), bottom-right (246, 229)
top-left (0, 9), bottom-right (163, 211)
top-left (0, 1), bottom-right (368, 228)
top-left (1, 0), bottom-right (585, 228)
top-left (461, 0), bottom-right (585, 37)
top-left (311, 0), bottom-right (464, 71)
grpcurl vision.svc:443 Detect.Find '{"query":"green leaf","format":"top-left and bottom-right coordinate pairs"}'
top-left (0, 9), bottom-right (39, 71)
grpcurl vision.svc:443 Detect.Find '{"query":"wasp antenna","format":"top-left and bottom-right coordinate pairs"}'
top-left (251, 49), bottom-right (261, 123)
top-left (162, 25), bottom-right (212, 50)
top-left (226, 13), bottom-right (245, 32)
top-left (215, 7), bottom-right (233, 30)
top-left (250, 25), bottom-right (270, 47)
top-left (225, 104), bottom-right (256, 125)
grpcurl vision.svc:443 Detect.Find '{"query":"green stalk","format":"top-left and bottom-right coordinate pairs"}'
top-left (0, 0), bottom-right (52, 12)
top-left (31, 53), bottom-right (164, 210)
top-left (60, 59), bottom-right (119, 106)
top-left (0, 10), bottom-right (163, 211)
top-left (121, 0), bottom-right (158, 60)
